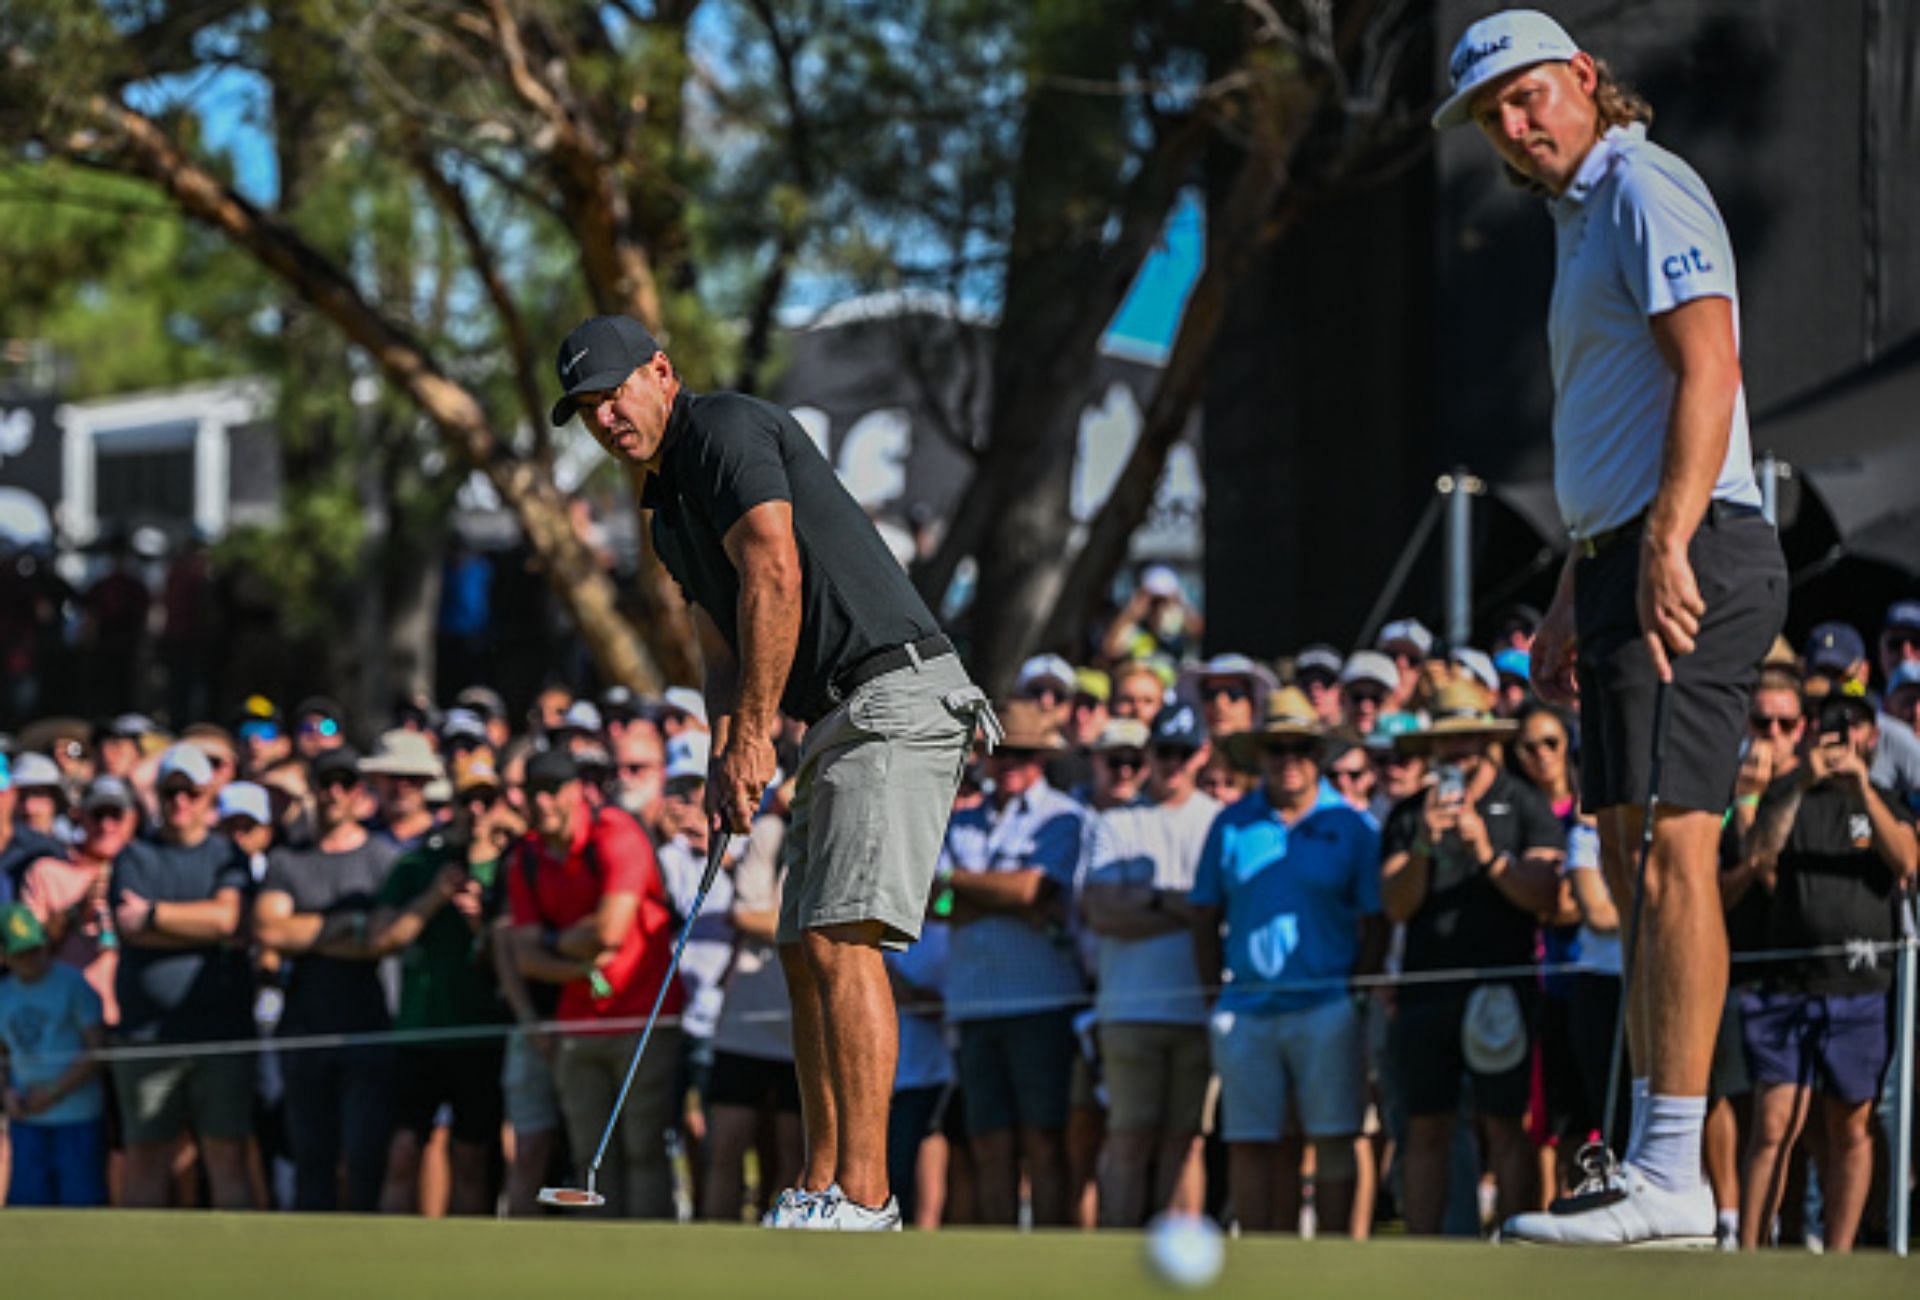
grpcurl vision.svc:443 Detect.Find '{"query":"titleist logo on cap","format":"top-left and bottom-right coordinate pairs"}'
top-left (1451, 33), bottom-right (1512, 83)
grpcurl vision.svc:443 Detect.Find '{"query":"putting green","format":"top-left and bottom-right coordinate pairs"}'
top-left (0, 1211), bottom-right (1909, 1298)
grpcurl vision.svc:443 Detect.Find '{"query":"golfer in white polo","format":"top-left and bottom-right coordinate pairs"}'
top-left (1434, 10), bottom-right (1787, 1246)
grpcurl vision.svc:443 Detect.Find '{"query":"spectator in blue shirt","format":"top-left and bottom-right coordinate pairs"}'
top-left (941, 699), bottom-right (1087, 1227)
top-left (1, 903), bottom-right (108, 1206)
top-left (1191, 688), bottom-right (1386, 1236)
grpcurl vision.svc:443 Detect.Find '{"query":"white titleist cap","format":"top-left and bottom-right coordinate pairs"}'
top-left (1432, 8), bottom-right (1581, 130)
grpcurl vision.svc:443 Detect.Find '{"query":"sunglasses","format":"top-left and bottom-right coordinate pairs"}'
top-left (86, 805), bottom-right (132, 821)
top-left (527, 780), bottom-right (573, 799)
top-left (618, 761), bottom-right (660, 776)
top-left (1151, 745), bottom-right (1197, 763)
top-left (1264, 742), bottom-right (1317, 761)
top-left (317, 772), bottom-right (360, 792)
top-left (1518, 735), bottom-right (1565, 753)
top-left (1201, 681), bottom-right (1250, 702)
top-left (1099, 750), bottom-right (1146, 771)
top-left (1749, 713), bottom-right (1801, 735)
top-left (1344, 687), bottom-right (1387, 706)
top-left (299, 718), bottom-right (341, 738)
top-left (161, 784), bottom-right (204, 802)
top-left (1329, 766), bottom-right (1371, 783)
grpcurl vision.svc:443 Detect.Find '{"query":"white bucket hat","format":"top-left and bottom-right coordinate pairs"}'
top-left (1462, 983), bottom-right (1528, 1074)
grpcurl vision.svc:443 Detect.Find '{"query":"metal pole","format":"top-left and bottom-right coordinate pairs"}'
top-left (1759, 452), bottom-right (1780, 527)
top-left (1892, 896), bottom-right (1916, 1256)
top-left (1445, 466), bottom-right (1473, 650)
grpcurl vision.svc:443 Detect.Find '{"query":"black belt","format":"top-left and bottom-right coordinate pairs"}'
top-left (1575, 500), bottom-right (1766, 560)
top-left (828, 632), bottom-right (954, 704)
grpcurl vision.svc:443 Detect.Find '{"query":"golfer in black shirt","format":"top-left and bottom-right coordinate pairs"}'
top-left (551, 315), bottom-right (996, 1230)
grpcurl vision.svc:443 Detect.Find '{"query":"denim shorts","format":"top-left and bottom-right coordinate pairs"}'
top-left (1210, 996), bottom-right (1365, 1141)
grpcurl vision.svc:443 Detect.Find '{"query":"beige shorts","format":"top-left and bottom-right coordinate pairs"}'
top-left (779, 653), bottom-right (982, 950)
top-left (1099, 1022), bottom-right (1212, 1136)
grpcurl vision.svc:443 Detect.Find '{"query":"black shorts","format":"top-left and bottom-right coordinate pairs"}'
top-left (705, 1050), bottom-right (801, 1114)
top-left (392, 1042), bottom-right (505, 1147)
top-left (1574, 503), bottom-right (1786, 813)
top-left (1390, 985), bottom-right (1534, 1120)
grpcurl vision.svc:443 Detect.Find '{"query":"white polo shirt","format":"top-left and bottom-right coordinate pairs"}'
top-left (1547, 123), bottom-right (1761, 541)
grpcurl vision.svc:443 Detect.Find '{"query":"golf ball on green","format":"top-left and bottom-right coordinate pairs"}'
top-left (1144, 1213), bottom-right (1224, 1290)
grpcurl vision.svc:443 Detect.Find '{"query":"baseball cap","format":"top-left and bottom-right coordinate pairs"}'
top-left (1149, 702), bottom-right (1207, 750)
top-left (524, 747), bottom-right (581, 789)
top-left (1139, 564), bottom-right (1181, 599)
top-left (81, 776), bottom-right (137, 814)
top-left (453, 686), bottom-right (506, 724)
top-left (2, 904), bottom-right (48, 955)
top-left (1294, 644), bottom-right (1344, 680)
top-left (1177, 653), bottom-right (1279, 707)
top-left (1366, 712), bottom-right (1426, 753)
top-left (559, 700), bottom-right (604, 735)
top-left (441, 708), bottom-right (489, 744)
top-left (1377, 618), bottom-right (1435, 660)
top-left (665, 732), bottom-right (713, 784)
top-left (1451, 647), bottom-right (1498, 695)
top-left (311, 746), bottom-right (364, 783)
top-left (1885, 600), bottom-right (1920, 635)
top-left (217, 781), bottom-right (272, 826)
top-left (550, 315), bottom-right (663, 426)
top-left (1091, 719), bottom-right (1151, 753)
top-left (1432, 9), bottom-right (1582, 130)
top-left (1073, 667), bottom-right (1111, 704)
top-left (104, 713), bottom-right (158, 741)
top-left (157, 744), bottom-right (214, 789)
top-left (1016, 654), bottom-right (1077, 699)
top-left (661, 686), bottom-right (709, 728)
top-left (1340, 651), bottom-right (1399, 694)
top-left (10, 750), bottom-right (62, 791)
top-left (452, 751), bottom-right (504, 795)
top-left (1494, 647), bottom-right (1532, 681)
top-left (1804, 621), bottom-right (1867, 673)
top-left (599, 685), bottom-right (642, 721)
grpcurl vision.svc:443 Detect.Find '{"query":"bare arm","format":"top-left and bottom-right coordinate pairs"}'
top-left (948, 868), bottom-right (1054, 917)
top-left (1860, 782), bottom-right (1919, 881)
top-left (1380, 848), bottom-right (1429, 925)
top-left (510, 921), bottom-right (598, 986)
top-left (1569, 864), bottom-right (1621, 933)
top-left (1641, 297), bottom-right (1742, 677)
top-left (252, 889), bottom-right (370, 958)
top-left (707, 500), bottom-right (801, 831)
top-left (1488, 849), bottom-right (1564, 918)
top-left (554, 891), bottom-right (640, 961)
top-left (1080, 880), bottom-right (1187, 938)
top-left (730, 906), bottom-right (779, 945)
top-left (691, 604), bottom-right (739, 755)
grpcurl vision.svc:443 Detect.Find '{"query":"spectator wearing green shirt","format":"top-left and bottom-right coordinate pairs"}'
top-left (373, 752), bottom-right (523, 1216)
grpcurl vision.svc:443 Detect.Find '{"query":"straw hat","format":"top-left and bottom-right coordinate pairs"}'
top-left (1393, 681), bottom-right (1517, 755)
top-left (1222, 687), bottom-right (1322, 767)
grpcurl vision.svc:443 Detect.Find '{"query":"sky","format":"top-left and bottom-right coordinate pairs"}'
top-left (134, 52), bottom-right (1203, 363)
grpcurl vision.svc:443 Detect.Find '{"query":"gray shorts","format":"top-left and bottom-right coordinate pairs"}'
top-left (1211, 996), bottom-right (1366, 1141)
top-left (779, 652), bottom-right (983, 950)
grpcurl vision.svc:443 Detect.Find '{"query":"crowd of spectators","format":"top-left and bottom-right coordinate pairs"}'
top-left (1, 569), bottom-right (1917, 1252)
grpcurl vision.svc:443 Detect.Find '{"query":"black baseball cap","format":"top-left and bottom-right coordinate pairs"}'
top-left (524, 747), bottom-right (581, 788)
top-left (312, 746), bottom-right (363, 782)
top-left (550, 316), bottom-right (662, 426)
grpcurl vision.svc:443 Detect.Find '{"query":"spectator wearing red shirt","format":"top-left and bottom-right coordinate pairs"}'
top-left (506, 748), bottom-right (683, 1218)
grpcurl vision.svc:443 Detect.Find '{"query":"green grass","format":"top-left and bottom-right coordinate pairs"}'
top-left (1, 1211), bottom-right (1911, 1298)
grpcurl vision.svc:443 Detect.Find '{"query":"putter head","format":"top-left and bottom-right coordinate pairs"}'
top-left (536, 1186), bottom-right (605, 1209)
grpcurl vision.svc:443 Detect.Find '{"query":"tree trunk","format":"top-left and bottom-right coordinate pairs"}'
top-left (51, 91), bottom-right (671, 692)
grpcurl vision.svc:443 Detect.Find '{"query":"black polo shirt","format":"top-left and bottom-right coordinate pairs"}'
top-left (1756, 773), bottom-right (1914, 996)
top-left (642, 388), bottom-right (939, 722)
top-left (1383, 769), bottom-right (1564, 982)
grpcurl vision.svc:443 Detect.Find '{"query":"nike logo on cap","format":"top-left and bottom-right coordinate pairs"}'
top-left (564, 348), bottom-right (590, 375)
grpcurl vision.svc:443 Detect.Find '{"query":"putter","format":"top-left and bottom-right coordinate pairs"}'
top-left (1600, 678), bottom-right (1671, 1158)
top-left (538, 826), bottom-right (732, 1209)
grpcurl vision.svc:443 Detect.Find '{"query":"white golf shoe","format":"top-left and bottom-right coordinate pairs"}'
top-left (796, 1184), bottom-right (902, 1232)
top-left (762, 1186), bottom-right (835, 1228)
top-left (1501, 1147), bottom-right (1714, 1248)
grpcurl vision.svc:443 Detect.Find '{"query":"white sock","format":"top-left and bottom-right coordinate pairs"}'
top-left (1636, 1093), bottom-right (1706, 1192)
top-left (1718, 1208), bottom-right (1739, 1236)
top-left (1625, 1077), bottom-right (1650, 1161)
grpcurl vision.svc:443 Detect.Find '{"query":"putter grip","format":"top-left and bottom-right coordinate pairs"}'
top-left (699, 830), bottom-right (730, 896)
